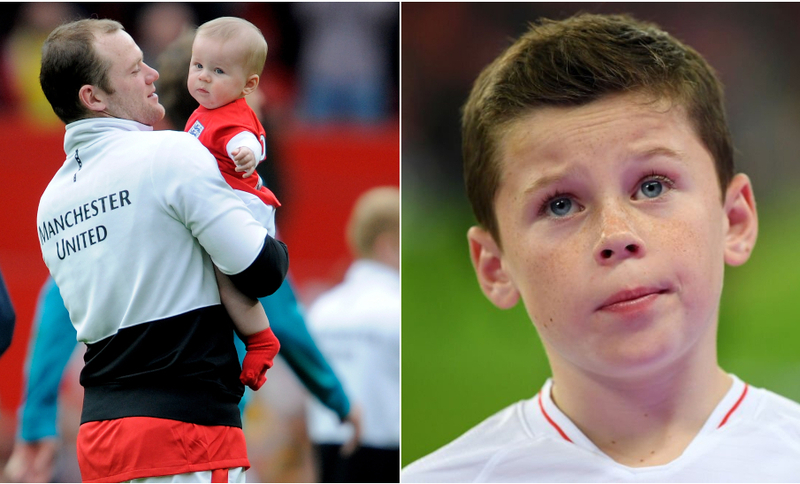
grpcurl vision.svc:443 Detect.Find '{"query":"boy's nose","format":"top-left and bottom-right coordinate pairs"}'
top-left (593, 207), bottom-right (646, 265)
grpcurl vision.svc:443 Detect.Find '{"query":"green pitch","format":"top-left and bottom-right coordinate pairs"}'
top-left (401, 192), bottom-right (800, 467)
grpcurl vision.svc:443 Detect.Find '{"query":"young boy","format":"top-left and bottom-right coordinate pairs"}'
top-left (185, 17), bottom-right (281, 392)
top-left (402, 13), bottom-right (800, 482)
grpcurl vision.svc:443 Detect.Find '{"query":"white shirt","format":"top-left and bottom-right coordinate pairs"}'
top-left (402, 375), bottom-right (800, 482)
top-left (306, 259), bottom-right (400, 448)
top-left (224, 132), bottom-right (274, 236)
top-left (37, 118), bottom-right (267, 344)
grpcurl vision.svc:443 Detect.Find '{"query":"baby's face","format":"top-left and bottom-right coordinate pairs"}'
top-left (188, 34), bottom-right (251, 109)
top-left (470, 92), bottom-right (755, 380)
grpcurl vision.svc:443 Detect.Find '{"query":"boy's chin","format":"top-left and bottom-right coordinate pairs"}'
top-left (571, 331), bottom-right (705, 381)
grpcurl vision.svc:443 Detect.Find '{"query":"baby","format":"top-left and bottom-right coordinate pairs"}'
top-left (186, 16), bottom-right (281, 391)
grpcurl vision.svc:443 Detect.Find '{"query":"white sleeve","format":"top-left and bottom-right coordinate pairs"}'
top-left (151, 133), bottom-right (267, 274)
top-left (226, 131), bottom-right (264, 163)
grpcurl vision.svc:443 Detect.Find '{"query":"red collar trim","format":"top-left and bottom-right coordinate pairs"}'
top-left (538, 382), bottom-right (749, 443)
top-left (538, 390), bottom-right (574, 443)
top-left (718, 383), bottom-right (749, 428)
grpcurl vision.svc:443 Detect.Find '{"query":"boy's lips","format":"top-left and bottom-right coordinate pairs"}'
top-left (596, 286), bottom-right (669, 312)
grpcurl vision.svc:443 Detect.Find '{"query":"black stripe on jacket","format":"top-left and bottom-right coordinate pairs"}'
top-left (80, 305), bottom-right (243, 427)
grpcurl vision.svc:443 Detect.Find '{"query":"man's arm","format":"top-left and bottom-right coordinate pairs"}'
top-left (0, 266), bottom-right (15, 356)
top-left (156, 134), bottom-right (288, 300)
top-left (228, 235), bottom-right (288, 300)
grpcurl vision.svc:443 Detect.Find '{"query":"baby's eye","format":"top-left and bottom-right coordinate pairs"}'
top-left (214, 68), bottom-right (224, 75)
top-left (634, 175), bottom-right (674, 200)
top-left (194, 62), bottom-right (203, 69)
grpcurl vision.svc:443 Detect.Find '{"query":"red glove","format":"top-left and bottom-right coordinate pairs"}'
top-left (240, 327), bottom-right (280, 391)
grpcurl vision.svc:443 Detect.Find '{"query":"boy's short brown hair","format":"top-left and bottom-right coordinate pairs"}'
top-left (40, 18), bottom-right (123, 124)
top-left (462, 13), bottom-right (734, 243)
top-left (196, 17), bottom-right (268, 77)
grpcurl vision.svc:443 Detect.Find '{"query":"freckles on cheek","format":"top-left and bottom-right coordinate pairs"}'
top-left (521, 251), bottom-right (569, 333)
top-left (665, 214), bottom-right (721, 266)
top-left (661, 220), bottom-right (700, 279)
top-left (663, 216), bottom-right (725, 308)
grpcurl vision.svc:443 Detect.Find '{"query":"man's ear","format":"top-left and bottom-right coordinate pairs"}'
top-left (242, 74), bottom-right (260, 97)
top-left (723, 173), bottom-right (758, 266)
top-left (467, 226), bottom-right (519, 309)
top-left (78, 84), bottom-right (107, 114)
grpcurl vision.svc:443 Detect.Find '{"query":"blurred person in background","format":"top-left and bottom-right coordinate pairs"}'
top-left (2, 3), bottom-right (80, 127)
top-left (2, 278), bottom-right (71, 483)
top-left (306, 186), bottom-right (400, 483)
top-left (293, 3), bottom-right (397, 122)
top-left (134, 3), bottom-right (195, 67)
top-left (0, 265), bottom-right (15, 358)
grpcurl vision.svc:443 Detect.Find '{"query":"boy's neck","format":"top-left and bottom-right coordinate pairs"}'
top-left (548, 327), bottom-right (732, 467)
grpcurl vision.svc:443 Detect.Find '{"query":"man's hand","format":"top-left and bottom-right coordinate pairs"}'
top-left (3, 439), bottom-right (58, 483)
top-left (232, 147), bottom-right (257, 178)
top-left (340, 405), bottom-right (363, 457)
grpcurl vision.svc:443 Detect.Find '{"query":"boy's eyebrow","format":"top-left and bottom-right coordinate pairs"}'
top-left (523, 165), bottom-right (583, 197)
top-left (522, 146), bottom-right (686, 196)
top-left (636, 146), bottom-right (685, 162)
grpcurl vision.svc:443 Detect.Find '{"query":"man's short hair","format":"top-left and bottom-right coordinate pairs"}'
top-left (40, 18), bottom-right (123, 124)
top-left (195, 17), bottom-right (268, 77)
top-left (462, 13), bottom-right (734, 244)
top-left (347, 186), bottom-right (400, 259)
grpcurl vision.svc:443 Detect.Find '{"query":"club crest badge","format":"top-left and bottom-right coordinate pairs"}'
top-left (188, 121), bottom-right (204, 138)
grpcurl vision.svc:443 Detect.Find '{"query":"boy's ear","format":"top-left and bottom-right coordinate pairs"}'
top-left (78, 84), bottom-right (107, 113)
top-left (242, 74), bottom-right (259, 97)
top-left (723, 173), bottom-right (758, 266)
top-left (467, 226), bottom-right (520, 309)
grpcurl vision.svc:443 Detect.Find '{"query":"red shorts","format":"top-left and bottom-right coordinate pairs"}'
top-left (77, 417), bottom-right (250, 483)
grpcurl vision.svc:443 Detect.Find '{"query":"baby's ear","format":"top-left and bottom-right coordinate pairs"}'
top-left (467, 226), bottom-right (520, 309)
top-left (723, 173), bottom-right (758, 266)
top-left (242, 74), bottom-right (260, 97)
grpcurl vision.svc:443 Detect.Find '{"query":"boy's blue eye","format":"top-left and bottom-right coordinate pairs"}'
top-left (640, 180), bottom-right (663, 198)
top-left (215, 68), bottom-right (224, 74)
top-left (549, 197), bottom-right (573, 217)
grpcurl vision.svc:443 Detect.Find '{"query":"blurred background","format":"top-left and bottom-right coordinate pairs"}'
top-left (0, 2), bottom-right (398, 482)
top-left (402, 2), bottom-right (800, 467)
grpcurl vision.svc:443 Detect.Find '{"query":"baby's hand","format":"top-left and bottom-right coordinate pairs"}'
top-left (232, 147), bottom-right (257, 178)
